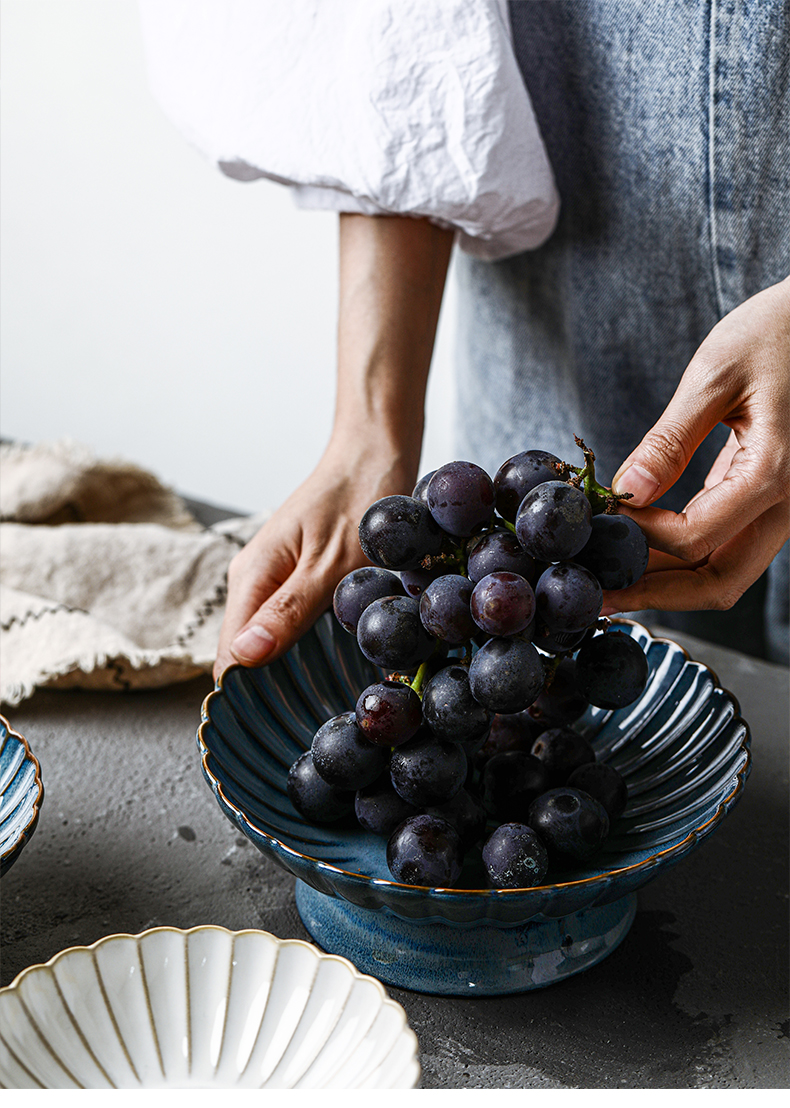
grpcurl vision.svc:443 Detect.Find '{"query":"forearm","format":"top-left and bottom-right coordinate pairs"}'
top-left (328, 213), bottom-right (454, 485)
top-left (216, 213), bottom-right (453, 675)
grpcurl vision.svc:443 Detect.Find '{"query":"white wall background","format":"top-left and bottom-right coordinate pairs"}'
top-left (0, 0), bottom-right (457, 514)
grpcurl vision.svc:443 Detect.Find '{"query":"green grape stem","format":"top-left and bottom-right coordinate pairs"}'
top-left (570, 435), bottom-right (634, 515)
top-left (410, 660), bottom-right (431, 697)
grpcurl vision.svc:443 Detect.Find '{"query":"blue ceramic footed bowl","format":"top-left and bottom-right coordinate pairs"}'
top-left (1, 716), bottom-right (44, 877)
top-left (197, 615), bottom-right (750, 929)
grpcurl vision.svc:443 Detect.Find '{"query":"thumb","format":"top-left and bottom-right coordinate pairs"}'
top-left (612, 371), bottom-right (725, 508)
top-left (228, 567), bottom-right (333, 667)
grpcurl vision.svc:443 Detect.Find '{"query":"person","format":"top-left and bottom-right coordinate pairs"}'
top-left (138, 0), bottom-right (790, 677)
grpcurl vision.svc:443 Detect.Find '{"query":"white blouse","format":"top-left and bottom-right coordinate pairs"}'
top-left (138, 0), bottom-right (559, 260)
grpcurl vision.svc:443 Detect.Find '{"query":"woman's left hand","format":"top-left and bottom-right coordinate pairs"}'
top-left (601, 276), bottom-right (790, 618)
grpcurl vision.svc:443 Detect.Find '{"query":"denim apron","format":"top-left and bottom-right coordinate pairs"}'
top-left (454, 0), bottom-right (790, 662)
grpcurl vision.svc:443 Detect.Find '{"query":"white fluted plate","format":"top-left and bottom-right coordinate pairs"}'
top-left (0, 926), bottom-right (420, 1089)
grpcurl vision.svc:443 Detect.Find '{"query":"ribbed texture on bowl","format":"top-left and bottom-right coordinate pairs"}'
top-left (0, 716), bottom-right (43, 876)
top-left (198, 615), bottom-right (750, 926)
top-left (0, 926), bottom-right (420, 1089)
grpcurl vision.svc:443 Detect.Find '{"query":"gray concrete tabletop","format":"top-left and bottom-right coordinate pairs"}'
top-left (1, 626), bottom-right (788, 1089)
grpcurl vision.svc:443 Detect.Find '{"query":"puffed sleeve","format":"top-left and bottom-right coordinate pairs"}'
top-left (138, 0), bottom-right (559, 260)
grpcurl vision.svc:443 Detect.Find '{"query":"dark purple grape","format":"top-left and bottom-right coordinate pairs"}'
top-left (390, 731), bottom-right (468, 807)
top-left (356, 595), bottom-right (436, 671)
top-left (355, 774), bottom-right (420, 837)
top-left (355, 680), bottom-right (423, 747)
top-left (287, 751), bottom-right (355, 824)
top-left (468, 637), bottom-right (545, 713)
top-left (421, 665), bottom-right (492, 745)
top-left (482, 823), bottom-right (549, 889)
top-left (412, 470), bottom-right (436, 505)
top-left (494, 450), bottom-right (563, 524)
top-left (400, 564), bottom-right (444, 598)
top-left (471, 572), bottom-right (536, 637)
top-left (567, 762), bottom-right (628, 819)
top-left (529, 657), bottom-right (589, 725)
top-left (311, 711), bottom-right (389, 790)
top-left (573, 630), bottom-right (649, 709)
top-left (419, 574), bottom-right (477, 644)
top-left (528, 787), bottom-right (610, 861)
top-left (332, 567), bottom-right (405, 634)
top-left (480, 750), bottom-right (549, 821)
top-left (529, 726), bottom-right (596, 786)
top-left (386, 814), bottom-right (463, 887)
top-left (473, 710), bottom-right (546, 772)
top-left (358, 495), bottom-right (444, 571)
top-left (515, 481), bottom-right (592, 562)
top-left (574, 513), bottom-right (649, 591)
top-left (426, 461), bottom-right (495, 537)
top-left (426, 788), bottom-right (487, 852)
top-left (467, 530), bottom-right (536, 585)
top-left (535, 562), bottom-right (603, 633)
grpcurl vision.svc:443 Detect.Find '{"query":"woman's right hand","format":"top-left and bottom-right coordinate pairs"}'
top-left (213, 442), bottom-right (417, 680)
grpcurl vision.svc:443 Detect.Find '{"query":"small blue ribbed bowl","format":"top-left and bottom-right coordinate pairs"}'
top-left (1, 716), bottom-right (44, 877)
top-left (197, 617), bottom-right (750, 995)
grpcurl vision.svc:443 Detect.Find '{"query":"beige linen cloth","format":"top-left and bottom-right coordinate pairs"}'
top-left (0, 440), bottom-right (267, 706)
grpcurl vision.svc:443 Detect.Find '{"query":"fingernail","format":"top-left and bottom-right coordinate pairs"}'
top-left (600, 605), bottom-right (618, 617)
top-left (231, 625), bottom-right (275, 663)
top-left (612, 463), bottom-right (659, 506)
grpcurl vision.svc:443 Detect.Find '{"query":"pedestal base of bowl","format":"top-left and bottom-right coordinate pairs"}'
top-left (295, 882), bottom-right (637, 996)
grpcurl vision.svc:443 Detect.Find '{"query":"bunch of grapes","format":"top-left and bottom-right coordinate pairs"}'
top-left (287, 440), bottom-right (651, 890)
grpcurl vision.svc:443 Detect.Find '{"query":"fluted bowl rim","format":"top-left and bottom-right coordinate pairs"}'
top-left (197, 617), bottom-right (751, 916)
top-left (0, 714), bottom-right (44, 875)
top-left (1, 923), bottom-right (408, 995)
